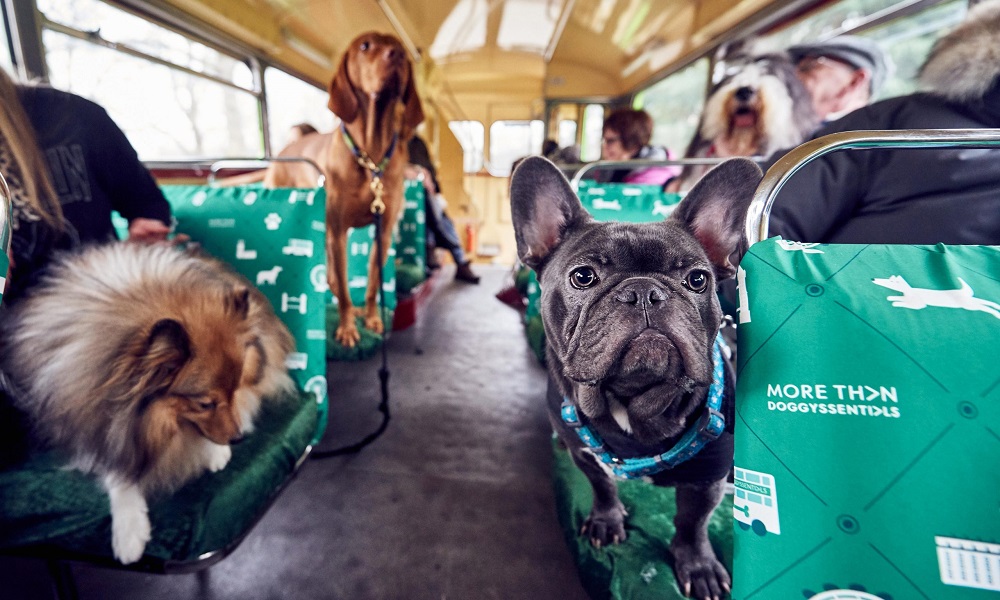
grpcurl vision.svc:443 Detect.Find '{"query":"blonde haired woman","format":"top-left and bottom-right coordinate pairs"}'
top-left (0, 68), bottom-right (64, 302)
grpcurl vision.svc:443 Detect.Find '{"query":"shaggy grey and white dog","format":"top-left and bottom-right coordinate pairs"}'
top-left (670, 53), bottom-right (817, 192)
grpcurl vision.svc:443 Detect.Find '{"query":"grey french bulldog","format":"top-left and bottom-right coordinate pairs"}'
top-left (509, 156), bottom-right (762, 600)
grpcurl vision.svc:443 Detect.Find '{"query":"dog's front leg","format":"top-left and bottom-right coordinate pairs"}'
top-left (361, 211), bottom-right (397, 335)
top-left (103, 474), bottom-right (151, 565)
top-left (670, 478), bottom-right (730, 599)
top-left (567, 445), bottom-right (628, 547)
top-left (328, 227), bottom-right (360, 347)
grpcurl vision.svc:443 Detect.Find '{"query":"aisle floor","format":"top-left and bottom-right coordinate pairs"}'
top-left (0, 264), bottom-right (592, 600)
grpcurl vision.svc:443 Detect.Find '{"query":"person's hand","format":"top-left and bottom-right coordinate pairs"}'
top-left (127, 218), bottom-right (172, 243)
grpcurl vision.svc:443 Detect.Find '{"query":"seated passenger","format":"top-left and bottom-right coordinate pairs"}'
top-left (406, 135), bottom-right (480, 284)
top-left (790, 35), bottom-right (890, 125)
top-left (1, 68), bottom-right (173, 303)
top-left (598, 108), bottom-right (679, 184)
top-left (764, 0), bottom-right (1000, 245)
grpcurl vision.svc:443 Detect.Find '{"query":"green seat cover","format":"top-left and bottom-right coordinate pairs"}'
top-left (0, 251), bottom-right (7, 304)
top-left (553, 439), bottom-right (734, 600)
top-left (0, 395), bottom-right (316, 567)
top-left (0, 184), bottom-right (327, 568)
top-left (733, 238), bottom-right (1000, 599)
top-left (396, 179), bottom-right (427, 293)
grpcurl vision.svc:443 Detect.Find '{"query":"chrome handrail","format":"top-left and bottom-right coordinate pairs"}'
top-left (143, 157), bottom-right (326, 188)
top-left (746, 129), bottom-right (1000, 245)
top-left (0, 171), bottom-right (11, 261)
top-left (569, 157), bottom-right (762, 190)
top-left (210, 157), bottom-right (326, 187)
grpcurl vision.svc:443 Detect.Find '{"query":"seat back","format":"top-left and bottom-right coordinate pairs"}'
top-left (160, 184), bottom-right (329, 443)
top-left (733, 129), bottom-right (1000, 599)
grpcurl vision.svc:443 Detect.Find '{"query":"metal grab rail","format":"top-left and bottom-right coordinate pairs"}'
top-left (143, 157), bottom-right (326, 188)
top-left (1, 171), bottom-right (11, 260)
top-left (210, 158), bottom-right (325, 187)
top-left (746, 129), bottom-right (1000, 245)
top-left (569, 157), bottom-right (762, 189)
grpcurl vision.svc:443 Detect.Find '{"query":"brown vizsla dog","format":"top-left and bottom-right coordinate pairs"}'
top-left (265, 32), bottom-right (424, 347)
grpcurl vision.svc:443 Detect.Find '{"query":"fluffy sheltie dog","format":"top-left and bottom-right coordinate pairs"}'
top-left (669, 53), bottom-right (817, 192)
top-left (0, 243), bottom-right (296, 564)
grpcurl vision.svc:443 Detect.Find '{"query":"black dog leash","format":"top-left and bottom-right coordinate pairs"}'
top-left (312, 138), bottom-right (393, 459)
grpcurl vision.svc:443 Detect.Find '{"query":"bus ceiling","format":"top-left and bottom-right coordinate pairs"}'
top-left (134, 0), bottom-right (825, 123)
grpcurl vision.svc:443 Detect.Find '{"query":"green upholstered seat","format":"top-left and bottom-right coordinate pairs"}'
top-left (0, 184), bottom-right (327, 570)
top-left (553, 439), bottom-right (734, 600)
top-left (733, 238), bottom-right (1000, 599)
top-left (0, 394), bottom-right (316, 571)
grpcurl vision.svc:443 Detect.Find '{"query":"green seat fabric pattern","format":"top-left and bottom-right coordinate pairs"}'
top-left (0, 251), bottom-right (7, 304)
top-left (162, 185), bottom-right (328, 441)
top-left (396, 179), bottom-right (427, 292)
top-left (523, 184), bottom-right (683, 363)
top-left (733, 238), bottom-right (1000, 599)
top-left (553, 439), bottom-right (734, 600)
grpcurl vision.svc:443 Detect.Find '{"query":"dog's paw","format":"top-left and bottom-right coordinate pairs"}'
top-left (670, 543), bottom-right (731, 600)
top-left (107, 483), bottom-right (151, 565)
top-left (363, 313), bottom-right (384, 335)
top-left (206, 443), bottom-right (232, 472)
top-left (581, 504), bottom-right (628, 548)
top-left (335, 322), bottom-right (361, 348)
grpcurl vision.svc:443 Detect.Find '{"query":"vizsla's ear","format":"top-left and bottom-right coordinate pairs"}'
top-left (327, 50), bottom-right (358, 123)
top-left (400, 66), bottom-right (425, 140)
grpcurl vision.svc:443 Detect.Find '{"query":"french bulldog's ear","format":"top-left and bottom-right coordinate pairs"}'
top-left (509, 156), bottom-right (589, 270)
top-left (669, 158), bottom-right (762, 280)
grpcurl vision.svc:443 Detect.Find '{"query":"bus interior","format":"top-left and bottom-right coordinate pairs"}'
top-left (0, 0), bottom-right (996, 599)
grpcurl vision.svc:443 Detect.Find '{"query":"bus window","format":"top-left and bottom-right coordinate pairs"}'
top-left (859, 0), bottom-right (966, 98)
top-left (37, 0), bottom-right (261, 160)
top-left (762, 0), bottom-right (967, 101)
top-left (1, 14), bottom-right (12, 71)
top-left (635, 58), bottom-right (710, 157)
top-left (265, 68), bottom-right (337, 151)
top-left (448, 120), bottom-right (485, 173)
top-left (579, 104), bottom-right (604, 162)
top-left (488, 120), bottom-right (543, 176)
top-left (557, 119), bottom-right (577, 150)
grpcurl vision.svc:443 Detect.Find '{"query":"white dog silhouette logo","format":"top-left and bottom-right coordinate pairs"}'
top-left (873, 276), bottom-right (1000, 320)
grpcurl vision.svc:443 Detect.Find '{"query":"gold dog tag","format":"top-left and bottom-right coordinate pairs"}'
top-left (370, 176), bottom-right (386, 215)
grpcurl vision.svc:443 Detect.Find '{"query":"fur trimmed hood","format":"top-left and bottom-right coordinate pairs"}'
top-left (919, 0), bottom-right (1000, 102)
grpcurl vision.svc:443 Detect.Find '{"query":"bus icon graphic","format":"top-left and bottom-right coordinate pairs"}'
top-left (734, 466), bottom-right (780, 535)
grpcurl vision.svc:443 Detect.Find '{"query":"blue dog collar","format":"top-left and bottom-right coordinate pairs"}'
top-left (340, 122), bottom-right (398, 176)
top-left (561, 333), bottom-right (727, 480)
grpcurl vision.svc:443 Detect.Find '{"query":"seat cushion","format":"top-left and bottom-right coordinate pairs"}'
top-left (0, 391), bottom-right (317, 570)
top-left (552, 439), bottom-right (734, 600)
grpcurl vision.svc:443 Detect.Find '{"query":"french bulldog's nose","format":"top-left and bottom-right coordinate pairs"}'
top-left (734, 86), bottom-right (755, 101)
top-left (614, 281), bottom-right (666, 308)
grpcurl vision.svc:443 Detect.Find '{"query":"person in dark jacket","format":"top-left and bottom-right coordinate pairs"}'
top-left (765, 0), bottom-right (1000, 246)
top-left (1, 68), bottom-right (173, 303)
top-left (406, 135), bottom-right (480, 284)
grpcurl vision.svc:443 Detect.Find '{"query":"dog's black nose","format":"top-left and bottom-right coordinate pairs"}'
top-left (614, 281), bottom-right (666, 308)
top-left (734, 86), bottom-right (755, 102)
